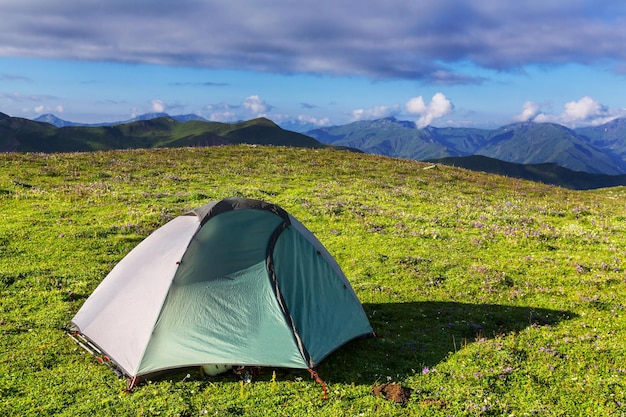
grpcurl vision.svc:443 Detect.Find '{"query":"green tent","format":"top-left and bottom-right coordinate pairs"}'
top-left (71, 197), bottom-right (373, 380)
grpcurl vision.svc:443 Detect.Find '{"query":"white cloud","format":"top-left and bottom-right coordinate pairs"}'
top-left (405, 96), bottom-right (427, 115)
top-left (514, 101), bottom-right (540, 122)
top-left (563, 96), bottom-right (606, 121)
top-left (526, 96), bottom-right (624, 127)
top-left (151, 99), bottom-right (166, 113)
top-left (20, 103), bottom-right (64, 115)
top-left (405, 92), bottom-right (454, 128)
top-left (203, 102), bottom-right (239, 122)
top-left (351, 105), bottom-right (399, 121)
top-left (242, 95), bottom-right (269, 115)
top-left (207, 111), bottom-right (238, 122)
top-left (297, 114), bottom-right (331, 126)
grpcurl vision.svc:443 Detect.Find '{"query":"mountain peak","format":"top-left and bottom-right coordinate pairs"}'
top-left (27, 112), bottom-right (210, 127)
top-left (34, 113), bottom-right (75, 127)
top-left (132, 112), bottom-right (169, 121)
top-left (250, 117), bottom-right (279, 127)
top-left (372, 117), bottom-right (416, 129)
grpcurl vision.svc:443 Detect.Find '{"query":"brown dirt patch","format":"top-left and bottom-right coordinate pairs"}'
top-left (371, 382), bottom-right (413, 404)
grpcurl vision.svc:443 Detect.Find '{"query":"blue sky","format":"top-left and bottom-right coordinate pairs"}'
top-left (1, 1), bottom-right (626, 129)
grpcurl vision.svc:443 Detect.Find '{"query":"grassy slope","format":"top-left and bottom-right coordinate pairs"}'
top-left (1, 146), bottom-right (625, 416)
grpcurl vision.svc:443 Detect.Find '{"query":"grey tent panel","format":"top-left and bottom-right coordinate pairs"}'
top-left (72, 215), bottom-right (200, 376)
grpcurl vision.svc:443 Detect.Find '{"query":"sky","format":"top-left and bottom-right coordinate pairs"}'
top-left (2, 0), bottom-right (626, 130)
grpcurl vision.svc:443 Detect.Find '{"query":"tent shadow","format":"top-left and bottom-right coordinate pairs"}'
top-left (316, 301), bottom-right (578, 385)
top-left (140, 301), bottom-right (577, 388)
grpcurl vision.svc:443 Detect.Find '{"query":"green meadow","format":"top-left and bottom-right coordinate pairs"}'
top-left (1, 146), bottom-right (625, 416)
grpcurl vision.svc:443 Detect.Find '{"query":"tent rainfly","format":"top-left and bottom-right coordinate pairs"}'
top-left (71, 197), bottom-right (373, 384)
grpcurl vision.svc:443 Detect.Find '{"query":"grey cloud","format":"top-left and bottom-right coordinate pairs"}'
top-left (0, 73), bottom-right (31, 82)
top-left (2, 1), bottom-right (626, 83)
top-left (0, 91), bottom-right (58, 102)
top-left (169, 82), bottom-right (230, 87)
top-left (97, 99), bottom-right (127, 105)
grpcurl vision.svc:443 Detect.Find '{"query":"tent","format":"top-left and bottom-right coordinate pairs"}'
top-left (71, 197), bottom-right (373, 382)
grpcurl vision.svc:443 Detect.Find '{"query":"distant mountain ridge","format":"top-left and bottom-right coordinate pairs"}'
top-left (35, 112), bottom-right (325, 132)
top-left (0, 112), bottom-right (346, 153)
top-left (34, 113), bottom-right (626, 176)
top-left (306, 117), bottom-right (626, 176)
top-left (33, 112), bottom-right (209, 127)
top-left (4, 111), bottom-right (626, 188)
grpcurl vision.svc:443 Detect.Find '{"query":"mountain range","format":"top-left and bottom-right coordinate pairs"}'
top-left (306, 117), bottom-right (626, 176)
top-left (33, 112), bottom-right (209, 127)
top-left (0, 112), bottom-right (344, 153)
top-left (3, 111), bottom-right (626, 189)
top-left (34, 112), bottom-right (325, 133)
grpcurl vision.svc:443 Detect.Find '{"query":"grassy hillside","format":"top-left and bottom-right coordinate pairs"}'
top-left (1, 146), bottom-right (625, 416)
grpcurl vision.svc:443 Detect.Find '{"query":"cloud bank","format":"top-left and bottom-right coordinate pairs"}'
top-left (2, 1), bottom-right (626, 83)
top-left (514, 96), bottom-right (626, 127)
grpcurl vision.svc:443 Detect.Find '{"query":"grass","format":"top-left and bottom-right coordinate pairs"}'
top-left (1, 145), bottom-right (625, 416)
